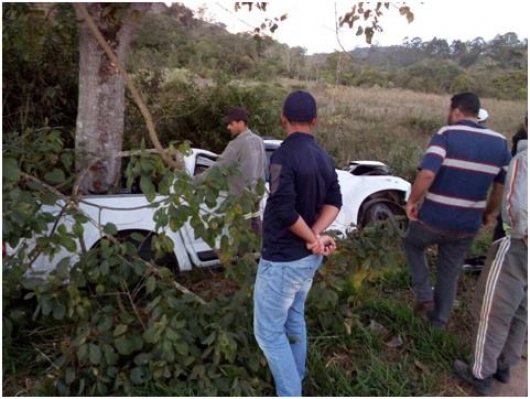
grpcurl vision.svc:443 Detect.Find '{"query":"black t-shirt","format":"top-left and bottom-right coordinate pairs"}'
top-left (261, 132), bottom-right (342, 262)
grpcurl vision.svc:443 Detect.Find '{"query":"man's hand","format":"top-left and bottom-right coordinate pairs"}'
top-left (482, 211), bottom-right (496, 227)
top-left (406, 201), bottom-right (419, 221)
top-left (406, 169), bottom-right (435, 221)
top-left (307, 235), bottom-right (336, 256)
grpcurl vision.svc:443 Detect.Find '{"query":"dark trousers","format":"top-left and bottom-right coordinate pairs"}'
top-left (403, 221), bottom-right (475, 327)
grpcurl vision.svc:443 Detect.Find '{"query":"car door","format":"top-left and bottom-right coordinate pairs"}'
top-left (178, 151), bottom-right (229, 267)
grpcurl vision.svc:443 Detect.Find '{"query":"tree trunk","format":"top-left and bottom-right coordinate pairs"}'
top-left (74, 3), bottom-right (146, 194)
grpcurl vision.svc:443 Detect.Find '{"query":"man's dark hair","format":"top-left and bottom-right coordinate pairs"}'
top-left (222, 108), bottom-right (249, 124)
top-left (450, 92), bottom-right (480, 116)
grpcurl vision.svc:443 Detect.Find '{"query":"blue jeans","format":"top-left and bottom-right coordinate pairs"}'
top-left (253, 254), bottom-right (323, 397)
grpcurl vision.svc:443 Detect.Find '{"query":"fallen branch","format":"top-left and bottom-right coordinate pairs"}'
top-left (19, 172), bottom-right (208, 306)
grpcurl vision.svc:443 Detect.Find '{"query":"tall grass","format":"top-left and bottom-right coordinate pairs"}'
top-left (276, 79), bottom-right (527, 181)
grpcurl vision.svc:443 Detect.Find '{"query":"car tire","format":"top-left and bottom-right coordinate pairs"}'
top-left (360, 201), bottom-right (407, 231)
top-left (117, 231), bottom-right (178, 270)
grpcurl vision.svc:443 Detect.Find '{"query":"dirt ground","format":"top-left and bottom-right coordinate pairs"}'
top-left (491, 355), bottom-right (527, 397)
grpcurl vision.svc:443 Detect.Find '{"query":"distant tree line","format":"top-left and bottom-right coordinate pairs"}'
top-left (128, 9), bottom-right (527, 101)
top-left (321, 33), bottom-right (527, 100)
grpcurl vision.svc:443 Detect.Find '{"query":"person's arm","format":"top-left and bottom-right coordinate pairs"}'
top-left (483, 182), bottom-right (504, 226)
top-left (289, 216), bottom-right (319, 246)
top-left (288, 216), bottom-right (338, 256)
top-left (406, 170), bottom-right (436, 221)
top-left (311, 204), bottom-right (341, 236)
top-left (194, 141), bottom-right (239, 183)
top-left (484, 144), bottom-right (513, 226)
top-left (406, 130), bottom-right (447, 221)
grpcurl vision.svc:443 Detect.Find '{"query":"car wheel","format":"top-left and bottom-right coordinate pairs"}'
top-left (118, 232), bottom-right (178, 270)
top-left (361, 201), bottom-right (407, 231)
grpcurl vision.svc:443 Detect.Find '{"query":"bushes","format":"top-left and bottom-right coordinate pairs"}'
top-left (125, 76), bottom-right (287, 153)
top-left (2, 3), bottom-right (78, 133)
top-left (3, 127), bottom-right (268, 395)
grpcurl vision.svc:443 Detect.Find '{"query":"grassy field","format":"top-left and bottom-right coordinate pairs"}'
top-left (278, 79), bottom-right (527, 181)
top-left (3, 82), bottom-right (527, 396)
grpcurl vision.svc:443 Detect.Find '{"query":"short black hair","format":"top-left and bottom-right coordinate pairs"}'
top-left (450, 92), bottom-right (480, 116)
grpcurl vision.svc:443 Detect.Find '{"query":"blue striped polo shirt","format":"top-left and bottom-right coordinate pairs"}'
top-left (419, 120), bottom-right (511, 234)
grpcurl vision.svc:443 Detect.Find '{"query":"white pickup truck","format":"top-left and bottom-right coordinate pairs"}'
top-left (15, 139), bottom-right (411, 274)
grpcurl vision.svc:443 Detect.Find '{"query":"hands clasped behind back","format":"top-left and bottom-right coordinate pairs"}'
top-left (306, 234), bottom-right (337, 256)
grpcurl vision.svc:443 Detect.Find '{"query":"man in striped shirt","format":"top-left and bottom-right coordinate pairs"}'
top-left (403, 92), bottom-right (512, 330)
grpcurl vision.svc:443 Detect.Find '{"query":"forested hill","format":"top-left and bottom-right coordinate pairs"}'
top-left (130, 5), bottom-right (527, 101)
top-left (3, 2), bottom-right (527, 136)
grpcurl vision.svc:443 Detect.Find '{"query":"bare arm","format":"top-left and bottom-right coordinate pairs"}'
top-left (406, 169), bottom-right (436, 221)
top-left (289, 216), bottom-right (318, 244)
top-left (483, 182), bottom-right (504, 226)
top-left (311, 205), bottom-right (341, 236)
top-left (289, 204), bottom-right (341, 255)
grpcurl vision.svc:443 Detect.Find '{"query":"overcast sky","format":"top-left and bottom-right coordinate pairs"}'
top-left (179, 1), bottom-right (529, 54)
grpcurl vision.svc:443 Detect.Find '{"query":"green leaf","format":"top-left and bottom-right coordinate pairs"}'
top-left (202, 331), bottom-right (217, 345)
top-left (115, 336), bottom-right (133, 355)
top-left (175, 341), bottom-right (189, 356)
top-left (133, 353), bottom-right (152, 366)
top-left (77, 344), bottom-right (88, 361)
top-left (113, 324), bottom-right (128, 337)
top-left (44, 168), bottom-right (66, 184)
top-left (142, 327), bottom-right (158, 344)
top-left (53, 354), bottom-right (67, 369)
top-left (73, 223), bottom-right (84, 237)
top-left (65, 367), bottom-right (76, 385)
top-left (130, 367), bottom-right (147, 385)
top-left (77, 378), bottom-right (86, 396)
top-left (145, 276), bottom-right (156, 294)
top-left (3, 158), bottom-right (20, 182)
top-left (97, 315), bottom-right (113, 332)
top-left (165, 328), bottom-right (180, 341)
top-left (103, 345), bottom-right (119, 365)
top-left (140, 175), bottom-right (156, 202)
top-left (53, 302), bottom-right (66, 320)
top-left (41, 191), bottom-right (58, 205)
top-left (88, 343), bottom-right (102, 365)
top-left (59, 236), bottom-right (77, 252)
top-left (103, 223), bottom-right (118, 236)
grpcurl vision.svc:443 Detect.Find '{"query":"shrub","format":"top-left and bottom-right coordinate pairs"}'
top-left (125, 77), bottom-right (287, 153)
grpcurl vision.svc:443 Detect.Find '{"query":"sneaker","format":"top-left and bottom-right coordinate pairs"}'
top-left (493, 366), bottom-right (510, 383)
top-left (454, 360), bottom-right (493, 395)
top-left (413, 300), bottom-right (434, 320)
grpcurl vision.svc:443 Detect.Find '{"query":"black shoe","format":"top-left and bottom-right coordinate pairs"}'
top-left (454, 360), bottom-right (493, 395)
top-left (413, 300), bottom-right (434, 320)
top-left (493, 366), bottom-right (510, 383)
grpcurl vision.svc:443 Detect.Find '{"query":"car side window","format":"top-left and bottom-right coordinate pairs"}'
top-left (194, 154), bottom-right (217, 176)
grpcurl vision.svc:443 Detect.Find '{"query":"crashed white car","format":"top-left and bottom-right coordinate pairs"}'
top-left (13, 139), bottom-right (410, 274)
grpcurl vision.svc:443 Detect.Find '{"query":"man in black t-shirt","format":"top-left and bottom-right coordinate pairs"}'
top-left (253, 91), bottom-right (342, 396)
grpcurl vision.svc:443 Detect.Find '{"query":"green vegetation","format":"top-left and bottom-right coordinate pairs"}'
top-left (3, 213), bottom-right (478, 396)
top-left (125, 8), bottom-right (527, 101)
